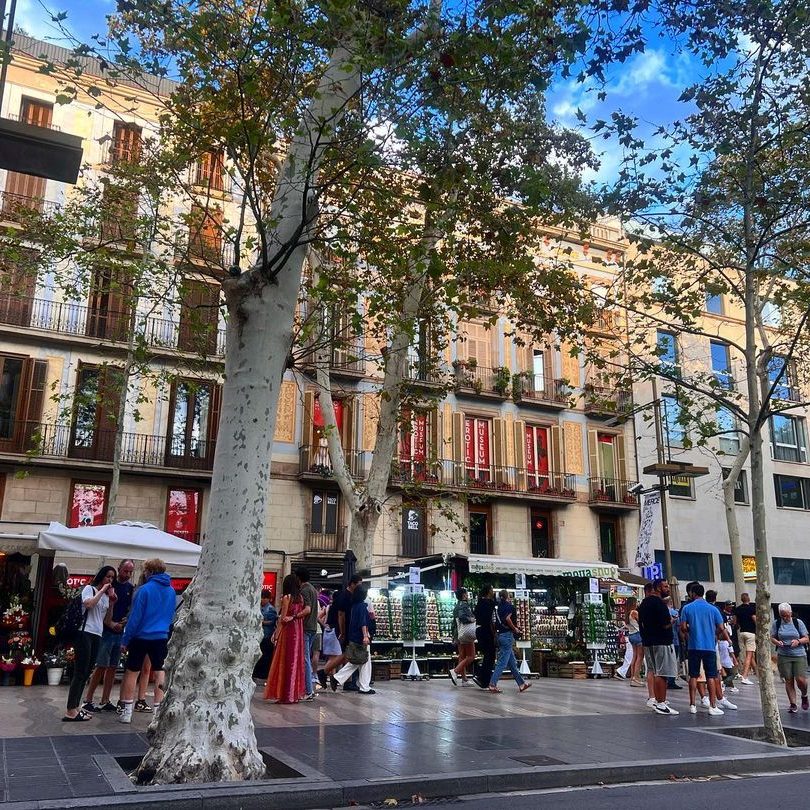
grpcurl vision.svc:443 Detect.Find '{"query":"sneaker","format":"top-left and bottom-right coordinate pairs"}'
top-left (81, 701), bottom-right (101, 713)
top-left (358, 689), bottom-right (376, 695)
top-left (718, 698), bottom-right (738, 710)
top-left (646, 697), bottom-right (657, 708)
top-left (471, 677), bottom-right (482, 688)
top-left (654, 702), bottom-right (679, 715)
top-left (118, 703), bottom-right (134, 724)
top-left (789, 704), bottom-right (799, 713)
top-left (100, 702), bottom-right (118, 712)
top-left (329, 675), bottom-right (339, 693)
top-left (115, 700), bottom-right (125, 714)
top-left (449, 670), bottom-right (459, 687)
top-left (134, 699), bottom-right (152, 713)
top-left (740, 677), bottom-right (754, 685)
top-left (689, 704), bottom-right (697, 714)
top-left (615, 671), bottom-right (628, 680)
top-left (708, 706), bottom-right (725, 716)
top-left (728, 686), bottom-right (740, 694)
top-left (304, 692), bottom-right (316, 701)
top-left (460, 680), bottom-right (473, 687)
top-left (701, 696), bottom-right (711, 708)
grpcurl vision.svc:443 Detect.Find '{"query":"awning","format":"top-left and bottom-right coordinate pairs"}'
top-left (466, 554), bottom-right (619, 579)
top-left (617, 570), bottom-right (650, 587)
top-left (38, 521), bottom-right (202, 568)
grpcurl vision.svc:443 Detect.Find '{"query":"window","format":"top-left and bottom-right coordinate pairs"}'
top-left (68, 481), bottom-right (108, 527)
top-left (767, 356), bottom-right (797, 402)
top-left (193, 150), bottom-right (226, 191)
top-left (716, 407), bottom-right (740, 454)
top-left (668, 475), bottom-right (693, 498)
top-left (525, 425), bottom-right (550, 488)
top-left (719, 554), bottom-right (757, 583)
top-left (69, 364), bottom-right (120, 461)
top-left (401, 504), bottom-right (427, 557)
top-left (662, 394), bottom-right (686, 447)
top-left (310, 490), bottom-right (339, 535)
top-left (178, 279), bottom-right (220, 354)
top-left (656, 330), bottom-right (679, 375)
top-left (774, 557), bottom-right (810, 587)
top-left (774, 474), bottom-right (810, 510)
top-left (167, 380), bottom-right (219, 466)
top-left (705, 293), bottom-right (723, 315)
top-left (654, 549), bottom-right (712, 582)
top-left (770, 415), bottom-right (807, 462)
top-left (464, 416), bottom-right (492, 482)
top-left (110, 121), bottom-right (142, 163)
top-left (597, 432), bottom-right (616, 479)
top-left (710, 341), bottom-right (733, 389)
top-left (531, 509), bottom-right (551, 558)
top-left (762, 300), bottom-right (781, 327)
top-left (399, 410), bottom-right (431, 480)
top-left (20, 98), bottom-right (53, 128)
top-left (188, 203), bottom-right (224, 261)
top-left (0, 356), bottom-right (24, 440)
top-left (721, 468), bottom-right (749, 504)
top-left (86, 264), bottom-right (133, 340)
top-left (165, 488), bottom-right (202, 543)
top-left (599, 517), bottom-right (619, 564)
top-left (406, 321), bottom-right (434, 382)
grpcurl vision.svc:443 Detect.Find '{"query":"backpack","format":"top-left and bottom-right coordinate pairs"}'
top-left (56, 589), bottom-right (92, 641)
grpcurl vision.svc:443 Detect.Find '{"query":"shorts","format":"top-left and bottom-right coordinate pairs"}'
top-left (777, 655), bottom-right (807, 680)
top-left (739, 631), bottom-right (756, 652)
top-left (312, 633), bottom-right (322, 654)
top-left (644, 645), bottom-right (678, 678)
top-left (125, 637), bottom-right (169, 672)
top-left (628, 632), bottom-right (642, 646)
top-left (95, 628), bottom-right (123, 668)
top-left (688, 649), bottom-right (718, 679)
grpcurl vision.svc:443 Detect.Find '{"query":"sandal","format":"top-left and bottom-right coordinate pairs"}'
top-left (487, 686), bottom-right (502, 693)
top-left (519, 682), bottom-right (532, 693)
top-left (62, 711), bottom-right (93, 722)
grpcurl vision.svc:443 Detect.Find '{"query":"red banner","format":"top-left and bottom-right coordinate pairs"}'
top-left (476, 419), bottom-right (490, 467)
top-left (526, 426), bottom-right (549, 476)
top-left (464, 418), bottom-right (475, 466)
top-left (413, 413), bottom-right (427, 461)
top-left (67, 574), bottom-right (94, 588)
top-left (166, 489), bottom-right (200, 543)
top-left (69, 483), bottom-right (107, 528)
top-left (313, 398), bottom-right (343, 430)
top-left (525, 426), bottom-right (535, 473)
top-left (262, 572), bottom-right (278, 598)
top-left (171, 578), bottom-right (192, 593)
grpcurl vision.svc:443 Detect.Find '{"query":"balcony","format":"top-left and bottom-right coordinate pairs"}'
top-left (299, 445), bottom-right (366, 480)
top-left (99, 139), bottom-right (141, 166)
top-left (0, 295), bottom-right (226, 357)
top-left (191, 164), bottom-right (233, 195)
top-left (588, 477), bottom-right (639, 510)
top-left (2, 421), bottom-right (215, 472)
top-left (404, 357), bottom-right (444, 387)
top-left (5, 112), bottom-right (61, 132)
top-left (514, 373), bottom-right (570, 408)
top-left (304, 523), bottom-right (346, 553)
top-left (181, 234), bottom-right (236, 268)
top-left (0, 190), bottom-right (60, 223)
top-left (453, 363), bottom-right (511, 399)
top-left (586, 310), bottom-right (617, 335)
top-left (390, 458), bottom-right (578, 501)
top-left (583, 384), bottom-right (632, 418)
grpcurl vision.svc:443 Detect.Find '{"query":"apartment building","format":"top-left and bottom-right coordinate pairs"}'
top-left (0, 35), bottom-right (236, 551)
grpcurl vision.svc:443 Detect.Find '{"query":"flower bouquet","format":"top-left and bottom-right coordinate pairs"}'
top-left (19, 652), bottom-right (41, 687)
top-left (1, 598), bottom-right (30, 630)
top-left (7, 631), bottom-right (32, 656)
top-left (0, 655), bottom-right (17, 686)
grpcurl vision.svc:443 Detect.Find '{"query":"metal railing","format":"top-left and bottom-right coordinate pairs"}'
top-left (515, 374), bottom-right (569, 405)
top-left (0, 295), bottom-right (226, 357)
top-left (583, 383), bottom-right (632, 415)
top-left (4, 421), bottom-right (216, 471)
top-left (453, 363), bottom-right (509, 396)
top-left (404, 358), bottom-right (443, 385)
top-left (329, 342), bottom-right (365, 374)
top-left (191, 164), bottom-right (234, 194)
top-left (99, 139), bottom-right (142, 166)
top-left (6, 112), bottom-right (62, 131)
top-left (180, 234), bottom-right (237, 268)
top-left (588, 477), bottom-right (639, 506)
top-left (304, 523), bottom-right (346, 553)
top-left (390, 458), bottom-right (577, 498)
top-left (0, 190), bottom-right (60, 222)
top-left (298, 445), bottom-right (366, 479)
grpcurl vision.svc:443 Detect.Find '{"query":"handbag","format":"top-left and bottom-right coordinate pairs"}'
top-left (457, 619), bottom-right (476, 644)
top-left (345, 641), bottom-right (369, 666)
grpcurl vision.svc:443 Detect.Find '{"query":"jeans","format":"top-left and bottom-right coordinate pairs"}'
top-left (303, 630), bottom-right (316, 695)
top-left (67, 631), bottom-right (100, 711)
top-left (490, 632), bottom-right (524, 688)
top-left (476, 626), bottom-right (495, 688)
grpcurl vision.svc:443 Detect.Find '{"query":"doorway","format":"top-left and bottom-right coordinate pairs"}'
top-left (530, 509), bottom-right (551, 558)
top-left (469, 505), bottom-right (491, 554)
top-left (599, 517), bottom-right (619, 564)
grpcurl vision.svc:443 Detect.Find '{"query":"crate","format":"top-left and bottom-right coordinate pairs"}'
top-left (372, 661), bottom-right (392, 681)
top-left (546, 660), bottom-right (588, 679)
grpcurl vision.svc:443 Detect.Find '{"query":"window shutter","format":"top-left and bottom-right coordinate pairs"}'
top-left (550, 424), bottom-right (563, 475)
top-left (21, 99), bottom-right (53, 128)
top-left (615, 434), bottom-right (627, 481)
top-left (4, 171), bottom-right (46, 208)
top-left (451, 412), bottom-right (464, 484)
top-left (493, 418), bottom-right (506, 484)
top-left (209, 384), bottom-right (222, 451)
top-left (587, 429), bottom-right (599, 479)
top-left (800, 419), bottom-right (808, 463)
top-left (21, 359), bottom-right (47, 451)
top-left (514, 419), bottom-right (526, 490)
top-left (429, 408), bottom-right (441, 461)
top-left (340, 398), bottom-right (354, 449)
top-left (303, 390), bottom-right (316, 449)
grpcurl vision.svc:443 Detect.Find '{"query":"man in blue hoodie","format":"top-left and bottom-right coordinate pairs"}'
top-left (118, 558), bottom-right (176, 724)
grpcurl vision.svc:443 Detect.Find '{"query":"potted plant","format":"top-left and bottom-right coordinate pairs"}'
top-left (493, 366), bottom-right (511, 396)
top-left (19, 653), bottom-right (41, 687)
top-left (0, 656), bottom-right (16, 686)
top-left (1, 599), bottom-right (30, 630)
top-left (44, 647), bottom-right (73, 686)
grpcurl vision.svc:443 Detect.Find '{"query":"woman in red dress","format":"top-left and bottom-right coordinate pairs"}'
top-left (264, 574), bottom-right (307, 704)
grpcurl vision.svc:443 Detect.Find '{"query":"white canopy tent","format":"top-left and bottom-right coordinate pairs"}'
top-left (466, 554), bottom-right (619, 580)
top-left (37, 521), bottom-right (202, 568)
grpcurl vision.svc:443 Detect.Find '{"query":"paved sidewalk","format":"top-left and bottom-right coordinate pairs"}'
top-left (1, 676), bottom-right (809, 805)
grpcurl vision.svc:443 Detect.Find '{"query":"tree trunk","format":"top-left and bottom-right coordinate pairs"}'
top-left (135, 40), bottom-right (362, 783)
top-left (721, 436), bottom-right (750, 602)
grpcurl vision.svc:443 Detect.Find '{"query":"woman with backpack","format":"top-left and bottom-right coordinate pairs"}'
top-left (771, 602), bottom-right (810, 713)
top-left (63, 566), bottom-right (117, 721)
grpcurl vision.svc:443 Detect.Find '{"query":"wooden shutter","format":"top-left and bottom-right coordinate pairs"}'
top-left (208, 384), bottom-right (222, 463)
top-left (429, 407), bottom-right (441, 460)
top-left (493, 417), bottom-right (506, 484)
top-left (340, 398), bottom-right (354, 449)
top-left (179, 279), bottom-right (219, 353)
top-left (587, 429), bottom-right (599, 479)
top-left (20, 359), bottom-right (47, 451)
top-left (451, 411), bottom-right (464, 485)
top-left (513, 419), bottom-right (526, 490)
top-left (615, 434), bottom-right (627, 482)
top-left (3, 171), bottom-right (46, 213)
top-left (303, 390), bottom-right (316, 451)
top-left (550, 425), bottom-right (563, 475)
top-left (21, 99), bottom-right (53, 128)
top-left (113, 122), bottom-right (142, 163)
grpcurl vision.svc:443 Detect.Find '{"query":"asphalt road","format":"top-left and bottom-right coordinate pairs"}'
top-left (366, 770), bottom-right (810, 809)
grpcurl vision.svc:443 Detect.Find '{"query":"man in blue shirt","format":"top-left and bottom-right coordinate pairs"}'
top-left (680, 583), bottom-right (729, 715)
top-left (253, 589), bottom-right (277, 680)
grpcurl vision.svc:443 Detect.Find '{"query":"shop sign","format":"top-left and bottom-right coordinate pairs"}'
top-left (67, 574), bottom-right (93, 588)
top-left (262, 572), bottom-right (278, 596)
top-left (468, 557), bottom-right (619, 579)
top-left (409, 566), bottom-right (421, 584)
top-left (171, 578), bottom-right (192, 593)
top-left (589, 577), bottom-right (599, 593)
top-left (642, 563), bottom-right (663, 582)
top-left (515, 573), bottom-right (527, 589)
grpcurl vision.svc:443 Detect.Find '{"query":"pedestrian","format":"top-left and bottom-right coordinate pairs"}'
top-left (331, 585), bottom-right (375, 694)
top-left (295, 567), bottom-right (318, 701)
top-left (320, 588), bottom-right (344, 676)
top-left (770, 602), bottom-right (809, 713)
top-left (449, 588), bottom-right (476, 686)
top-left (722, 600), bottom-right (739, 658)
top-left (323, 574), bottom-right (363, 691)
top-left (62, 565), bottom-right (117, 722)
top-left (625, 596), bottom-right (644, 686)
top-left (664, 596), bottom-right (683, 690)
top-left (638, 579), bottom-right (679, 715)
top-left (734, 592), bottom-right (757, 684)
top-left (118, 559), bottom-right (176, 724)
top-left (265, 573), bottom-right (307, 704)
top-left (706, 590), bottom-right (737, 710)
top-left (679, 583), bottom-right (727, 715)
top-left (252, 589), bottom-right (277, 680)
top-left (82, 559), bottom-right (135, 712)
top-left (474, 584), bottom-right (496, 689)
top-left (488, 590), bottom-right (531, 694)
top-left (719, 633), bottom-right (740, 694)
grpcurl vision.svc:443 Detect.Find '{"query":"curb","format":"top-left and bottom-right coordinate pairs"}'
top-left (5, 748), bottom-right (810, 809)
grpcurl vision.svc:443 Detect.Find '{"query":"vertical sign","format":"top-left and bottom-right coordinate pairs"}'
top-left (409, 566), bottom-right (421, 584)
top-left (634, 490), bottom-right (660, 568)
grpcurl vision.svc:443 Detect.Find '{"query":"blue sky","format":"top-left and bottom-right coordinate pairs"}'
top-left (16, 0), bottom-right (695, 186)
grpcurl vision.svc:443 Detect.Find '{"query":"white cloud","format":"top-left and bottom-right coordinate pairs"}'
top-left (611, 49), bottom-right (677, 97)
top-left (14, 0), bottom-right (58, 41)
